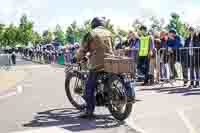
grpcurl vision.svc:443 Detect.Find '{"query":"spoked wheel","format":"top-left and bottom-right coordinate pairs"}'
top-left (65, 72), bottom-right (86, 110)
top-left (108, 75), bottom-right (133, 121)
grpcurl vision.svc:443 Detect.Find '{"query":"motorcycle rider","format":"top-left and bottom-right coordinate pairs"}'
top-left (75, 17), bottom-right (114, 118)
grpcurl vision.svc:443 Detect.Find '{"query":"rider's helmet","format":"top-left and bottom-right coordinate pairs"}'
top-left (91, 17), bottom-right (106, 29)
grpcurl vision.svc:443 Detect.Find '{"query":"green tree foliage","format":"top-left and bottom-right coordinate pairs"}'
top-left (149, 16), bottom-right (165, 32)
top-left (3, 24), bottom-right (18, 47)
top-left (42, 30), bottom-right (53, 44)
top-left (53, 24), bottom-right (65, 45)
top-left (65, 25), bottom-right (75, 44)
top-left (167, 12), bottom-right (189, 37)
top-left (105, 19), bottom-right (115, 34)
top-left (0, 13), bottom-right (197, 48)
top-left (132, 19), bottom-right (144, 32)
top-left (65, 21), bottom-right (82, 44)
top-left (32, 32), bottom-right (42, 46)
top-left (0, 24), bottom-right (5, 46)
top-left (83, 20), bottom-right (91, 33)
top-left (18, 14), bottom-right (34, 46)
top-left (116, 28), bottom-right (128, 37)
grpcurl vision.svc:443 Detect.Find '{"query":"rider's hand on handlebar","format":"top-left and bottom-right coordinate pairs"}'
top-left (80, 56), bottom-right (88, 64)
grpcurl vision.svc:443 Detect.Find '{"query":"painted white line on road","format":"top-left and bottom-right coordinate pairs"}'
top-left (10, 127), bottom-right (72, 133)
top-left (17, 85), bottom-right (23, 93)
top-left (126, 114), bottom-right (149, 133)
top-left (0, 85), bottom-right (23, 100)
top-left (177, 110), bottom-right (197, 133)
top-left (127, 122), bottom-right (149, 133)
top-left (0, 91), bottom-right (17, 100)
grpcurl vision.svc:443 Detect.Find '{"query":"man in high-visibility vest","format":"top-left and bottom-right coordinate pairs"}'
top-left (138, 26), bottom-right (155, 85)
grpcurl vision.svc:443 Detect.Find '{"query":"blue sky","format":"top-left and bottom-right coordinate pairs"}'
top-left (0, 0), bottom-right (200, 32)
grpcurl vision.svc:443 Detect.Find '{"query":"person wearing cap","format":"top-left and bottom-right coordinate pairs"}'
top-left (123, 31), bottom-right (139, 57)
top-left (138, 26), bottom-right (155, 85)
top-left (182, 27), bottom-right (200, 87)
top-left (160, 30), bottom-right (169, 80)
top-left (166, 29), bottom-right (183, 79)
top-left (114, 36), bottom-right (124, 50)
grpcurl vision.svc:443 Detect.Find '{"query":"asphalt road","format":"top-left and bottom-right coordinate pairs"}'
top-left (1, 57), bottom-right (200, 133)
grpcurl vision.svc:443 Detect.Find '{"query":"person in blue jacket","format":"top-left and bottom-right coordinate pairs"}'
top-left (166, 29), bottom-right (182, 48)
top-left (166, 29), bottom-right (183, 79)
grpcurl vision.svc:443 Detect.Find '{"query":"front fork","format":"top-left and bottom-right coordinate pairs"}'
top-left (119, 75), bottom-right (136, 98)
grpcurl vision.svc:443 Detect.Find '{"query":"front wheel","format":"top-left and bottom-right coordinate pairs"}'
top-left (65, 72), bottom-right (86, 110)
top-left (107, 75), bottom-right (133, 121)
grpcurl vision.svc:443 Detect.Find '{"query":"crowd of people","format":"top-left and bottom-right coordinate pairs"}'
top-left (114, 26), bottom-right (200, 87)
top-left (20, 43), bottom-right (80, 65)
top-left (3, 25), bottom-right (200, 87)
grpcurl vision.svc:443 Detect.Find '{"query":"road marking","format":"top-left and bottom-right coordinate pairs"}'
top-left (0, 85), bottom-right (23, 100)
top-left (177, 110), bottom-right (197, 133)
top-left (17, 85), bottom-right (23, 93)
top-left (0, 91), bottom-right (17, 100)
top-left (126, 114), bottom-right (149, 133)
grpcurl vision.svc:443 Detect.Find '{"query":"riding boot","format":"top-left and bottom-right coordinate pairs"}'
top-left (78, 111), bottom-right (95, 119)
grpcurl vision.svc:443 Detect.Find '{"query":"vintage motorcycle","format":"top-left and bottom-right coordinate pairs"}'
top-left (64, 63), bottom-right (135, 121)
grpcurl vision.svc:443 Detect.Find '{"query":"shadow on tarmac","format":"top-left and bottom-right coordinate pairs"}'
top-left (139, 86), bottom-right (200, 96)
top-left (22, 108), bottom-right (135, 132)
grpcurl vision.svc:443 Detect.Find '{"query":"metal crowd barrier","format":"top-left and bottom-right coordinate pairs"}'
top-left (22, 51), bottom-right (73, 65)
top-left (0, 54), bottom-right (11, 70)
top-left (158, 47), bottom-right (200, 83)
top-left (24, 47), bottom-right (200, 85)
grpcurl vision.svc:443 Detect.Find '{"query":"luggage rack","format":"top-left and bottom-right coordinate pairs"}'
top-left (104, 55), bottom-right (136, 76)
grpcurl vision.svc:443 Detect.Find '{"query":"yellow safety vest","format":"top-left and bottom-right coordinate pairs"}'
top-left (139, 36), bottom-right (150, 57)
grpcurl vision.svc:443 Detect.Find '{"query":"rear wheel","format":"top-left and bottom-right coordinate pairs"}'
top-left (108, 75), bottom-right (133, 121)
top-left (65, 72), bottom-right (86, 110)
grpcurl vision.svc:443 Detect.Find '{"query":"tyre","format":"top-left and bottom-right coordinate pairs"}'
top-left (107, 75), bottom-right (133, 121)
top-left (65, 72), bottom-right (86, 110)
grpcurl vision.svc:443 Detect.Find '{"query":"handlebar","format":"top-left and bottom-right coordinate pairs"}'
top-left (65, 63), bottom-right (80, 67)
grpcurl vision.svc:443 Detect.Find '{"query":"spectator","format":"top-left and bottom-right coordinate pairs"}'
top-left (166, 29), bottom-right (183, 79)
top-left (123, 31), bottom-right (139, 58)
top-left (149, 31), bottom-right (161, 83)
top-left (138, 26), bottom-right (155, 85)
top-left (11, 50), bottom-right (16, 65)
top-left (114, 36), bottom-right (124, 50)
top-left (160, 30), bottom-right (169, 80)
top-left (182, 27), bottom-right (200, 87)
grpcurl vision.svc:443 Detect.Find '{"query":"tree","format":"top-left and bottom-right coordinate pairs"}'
top-left (149, 16), bottom-right (165, 32)
top-left (83, 19), bottom-right (91, 33)
top-left (0, 24), bottom-right (5, 47)
top-left (53, 24), bottom-right (65, 45)
top-left (65, 21), bottom-right (82, 44)
top-left (18, 14), bottom-right (34, 46)
top-left (105, 19), bottom-right (115, 34)
top-left (66, 26), bottom-right (75, 44)
top-left (42, 30), bottom-right (53, 44)
top-left (3, 24), bottom-right (18, 47)
top-left (167, 12), bottom-right (189, 37)
top-left (31, 32), bottom-right (42, 46)
top-left (132, 19), bottom-right (144, 32)
top-left (116, 28), bottom-right (128, 37)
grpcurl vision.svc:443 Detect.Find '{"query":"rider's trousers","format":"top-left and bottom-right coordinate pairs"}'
top-left (83, 71), bottom-right (98, 113)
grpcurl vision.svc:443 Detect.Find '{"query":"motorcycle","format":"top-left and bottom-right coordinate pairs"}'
top-left (64, 63), bottom-right (135, 121)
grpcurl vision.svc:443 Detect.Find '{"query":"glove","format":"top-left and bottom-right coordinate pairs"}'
top-left (71, 57), bottom-right (77, 63)
top-left (81, 56), bottom-right (88, 62)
